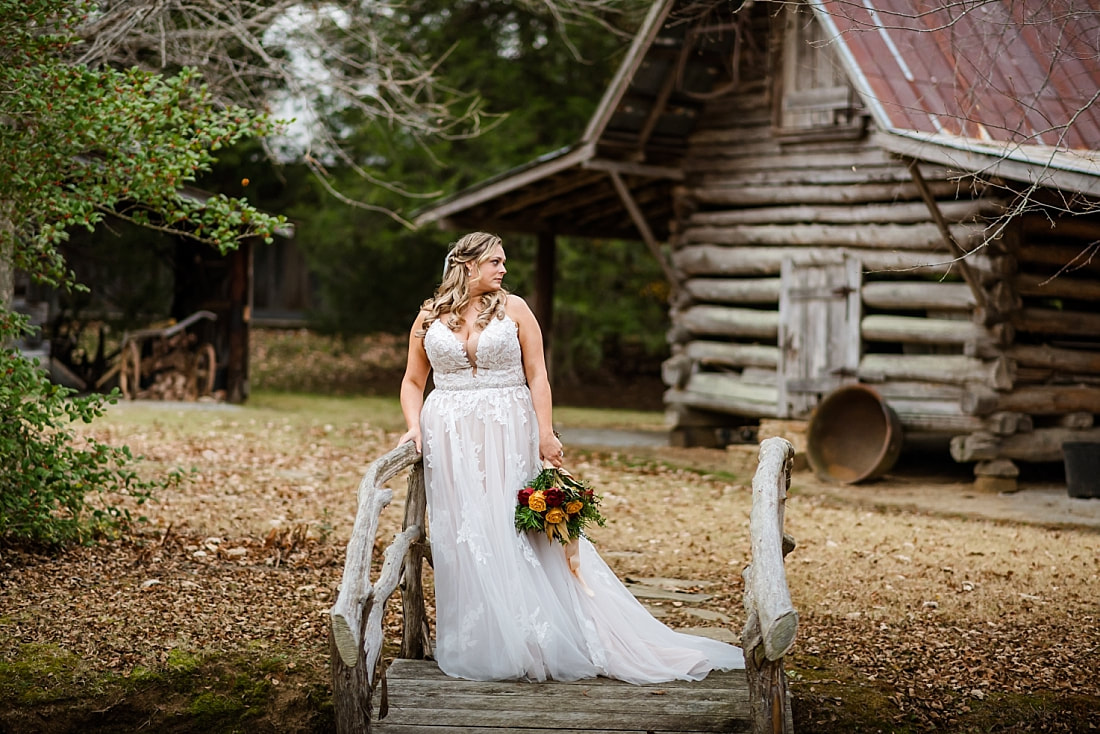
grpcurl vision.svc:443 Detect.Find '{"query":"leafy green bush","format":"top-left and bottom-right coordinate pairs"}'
top-left (0, 312), bottom-right (176, 547)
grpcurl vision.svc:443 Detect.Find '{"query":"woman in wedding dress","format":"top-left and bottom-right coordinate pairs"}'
top-left (397, 232), bottom-right (743, 684)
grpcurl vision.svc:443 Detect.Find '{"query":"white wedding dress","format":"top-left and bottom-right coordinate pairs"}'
top-left (419, 313), bottom-right (744, 683)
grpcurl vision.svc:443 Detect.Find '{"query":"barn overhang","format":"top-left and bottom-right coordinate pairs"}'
top-left (413, 141), bottom-right (684, 241)
top-left (413, 0), bottom-right (744, 244)
top-left (417, 0), bottom-right (1100, 242)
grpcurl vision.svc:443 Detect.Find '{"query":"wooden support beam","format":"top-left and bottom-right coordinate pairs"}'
top-left (906, 159), bottom-right (988, 310)
top-left (608, 171), bottom-right (679, 289)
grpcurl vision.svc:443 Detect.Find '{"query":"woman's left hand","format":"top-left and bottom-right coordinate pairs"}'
top-left (540, 431), bottom-right (564, 468)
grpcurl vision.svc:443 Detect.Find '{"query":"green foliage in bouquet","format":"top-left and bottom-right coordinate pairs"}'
top-left (515, 467), bottom-right (606, 544)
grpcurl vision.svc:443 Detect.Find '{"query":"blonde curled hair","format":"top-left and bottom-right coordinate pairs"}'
top-left (417, 232), bottom-right (509, 337)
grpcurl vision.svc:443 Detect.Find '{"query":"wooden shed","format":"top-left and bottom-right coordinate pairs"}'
top-left (416, 0), bottom-right (1100, 487)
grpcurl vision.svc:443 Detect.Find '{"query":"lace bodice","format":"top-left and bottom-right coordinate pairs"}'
top-left (424, 314), bottom-right (527, 390)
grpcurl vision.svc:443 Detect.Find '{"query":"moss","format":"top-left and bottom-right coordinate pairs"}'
top-left (165, 647), bottom-right (205, 676)
top-left (0, 642), bottom-right (88, 704)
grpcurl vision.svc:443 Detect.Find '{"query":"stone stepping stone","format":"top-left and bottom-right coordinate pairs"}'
top-left (677, 626), bottom-right (740, 644)
top-left (625, 583), bottom-right (713, 603)
top-left (683, 607), bottom-right (732, 624)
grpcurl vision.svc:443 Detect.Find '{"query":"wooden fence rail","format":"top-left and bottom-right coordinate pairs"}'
top-left (330, 436), bottom-right (799, 734)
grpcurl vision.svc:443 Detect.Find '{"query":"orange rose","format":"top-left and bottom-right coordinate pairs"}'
top-left (545, 507), bottom-right (566, 525)
top-left (528, 491), bottom-right (547, 512)
top-left (565, 501), bottom-right (584, 515)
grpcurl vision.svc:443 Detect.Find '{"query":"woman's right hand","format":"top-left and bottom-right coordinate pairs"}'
top-left (397, 427), bottom-right (422, 453)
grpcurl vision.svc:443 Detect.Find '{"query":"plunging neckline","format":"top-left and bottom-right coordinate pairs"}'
top-left (440, 315), bottom-right (502, 374)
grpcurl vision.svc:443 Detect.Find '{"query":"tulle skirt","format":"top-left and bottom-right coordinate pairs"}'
top-left (420, 384), bottom-right (744, 683)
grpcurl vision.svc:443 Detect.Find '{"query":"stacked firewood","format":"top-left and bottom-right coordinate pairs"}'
top-left (125, 332), bottom-right (219, 401)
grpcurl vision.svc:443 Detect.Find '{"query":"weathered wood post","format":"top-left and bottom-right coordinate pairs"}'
top-left (400, 461), bottom-right (430, 660)
top-left (330, 442), bottom-right (423, 734)
top-left (743, 437), bottom-right (798, 734)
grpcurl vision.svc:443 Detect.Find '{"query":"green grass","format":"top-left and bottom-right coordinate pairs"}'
top-left (101, 390), bottom-right (664, 436)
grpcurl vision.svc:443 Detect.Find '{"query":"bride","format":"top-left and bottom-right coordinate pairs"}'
top-left (397, 232), bottom-right (743, 683)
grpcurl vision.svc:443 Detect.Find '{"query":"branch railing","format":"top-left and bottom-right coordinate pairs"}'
top-left (743, 436), bottom-right (799, 734)
top-left (329, 441), bottom-right (428, 734)
top-left (329, 436), bottom-right (799, 734)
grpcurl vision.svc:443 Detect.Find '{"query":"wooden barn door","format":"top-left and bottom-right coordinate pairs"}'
top-left (777, 255), bottom-right (862, 418)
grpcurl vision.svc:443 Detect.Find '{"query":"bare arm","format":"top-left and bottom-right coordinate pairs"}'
top-left (508, 295), bottom-right (563, 468)
top-left (397, 311), bottom-right (431, 452)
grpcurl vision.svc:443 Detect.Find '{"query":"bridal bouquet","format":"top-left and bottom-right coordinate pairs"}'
top-left (514, 466), bottom-right (606, 544)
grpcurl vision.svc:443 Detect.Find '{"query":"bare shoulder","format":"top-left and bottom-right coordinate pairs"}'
top-left (410, 308), bottom-right (431, 336)
top-left (505, 294), bottom-right (534, 321)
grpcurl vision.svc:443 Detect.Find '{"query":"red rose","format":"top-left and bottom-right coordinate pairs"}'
top-left (584, 489), bottom-right (595, 502)
top-left (544, 487), bottom-right (565, 507)
top-left (517, 488), bottom-right (535, 507)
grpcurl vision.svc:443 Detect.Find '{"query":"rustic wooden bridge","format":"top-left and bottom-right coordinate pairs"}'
top-left (329, 437), bottom-right (799, 734)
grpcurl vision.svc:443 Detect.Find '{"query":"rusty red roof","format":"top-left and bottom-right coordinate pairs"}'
top-left (813, 0), bottom-right (1100, 151)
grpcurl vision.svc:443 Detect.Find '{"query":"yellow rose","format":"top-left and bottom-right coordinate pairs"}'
top-left (545, 507), bottom-right (566, 524)
top-left (565, 501), bottom-right (584, 515)
top-left (528, 491), bottom-right (547, 512)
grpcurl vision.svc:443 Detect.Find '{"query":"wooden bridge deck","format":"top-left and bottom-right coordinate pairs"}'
top-left (374, 658), bottom-right (775, 734)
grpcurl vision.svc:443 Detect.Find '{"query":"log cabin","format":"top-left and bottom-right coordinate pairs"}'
top-left (415, 0), bottom-right (1100, 488)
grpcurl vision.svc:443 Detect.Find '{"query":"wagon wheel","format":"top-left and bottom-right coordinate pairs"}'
top-left (118, 340), bottom-right (142, 400)
top-left (195, 342), bottom-right (217, 397)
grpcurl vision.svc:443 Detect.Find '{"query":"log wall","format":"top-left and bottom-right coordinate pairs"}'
top-left (663, 2), bottom-right (1100, 476)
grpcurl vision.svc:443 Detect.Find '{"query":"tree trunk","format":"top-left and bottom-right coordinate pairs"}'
top-left (0, 213), bottom-right (14, 314)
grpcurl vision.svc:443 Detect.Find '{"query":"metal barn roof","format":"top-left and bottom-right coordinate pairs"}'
top-left (417, 0), bottom-right (1100, 236)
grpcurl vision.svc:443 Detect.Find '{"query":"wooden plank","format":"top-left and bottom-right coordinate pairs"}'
top-left (950, 427), bottom-right (1100, 463)
top-left (685, 341), bottom-right (780, 369)
top-left (858, 354), bottom-right (1007, 386)
top-left (985, 385), bottom-right (1100, 415)
top-left (1013, 306), bottom-right (1100, 337)
top-left (680, 305), bottom-right (779, 339)
top-left (691, 163), bottom-right (959, 188)
top-left (861, 314), bottom-right (992, 346)
top-left (687, 180), bottom-right (964, 206)
top-left (377, 727), bottom-right (741, 734)
top-left (665, 387), bottom-right (781, 420)
top-left (684, 277), bottom-right (780, 304)
top-left (680, 222), bottom-right (986, 250)
top-left (380, 709), bottom-right (739, 730)
top-left (861, 281), bottom-right (975, 311)
top-left (384, 659), bottom-right (745, 688)
top-left (672, 245), bottom-right (995, 281)
top-left (682, 372), bottom-right (779, 405)
top-left (1008, 343), bottom-right (1100, 374)
top-left (874, 379), bottom-right (965, 401)
top-left (687, 200), bottom-right (1001, 227)
top-left (1015, 272), bottom-right (1100, 301)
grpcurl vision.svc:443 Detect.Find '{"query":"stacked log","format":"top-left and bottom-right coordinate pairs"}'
top-left (663, 3), bottom-right (1100, 473)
